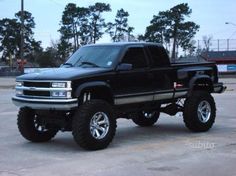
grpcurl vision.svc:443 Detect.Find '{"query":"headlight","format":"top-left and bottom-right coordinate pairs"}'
top-left (16, 89), bottom-right (23, 95)
top-left (51, 91), bottom-right (71, 98)
top-left (16, 81), bottom-right (23, 87)
top-left (51, 81), bottom-right (71, 98)
top-left (52, 82), bottom-right (67, 88)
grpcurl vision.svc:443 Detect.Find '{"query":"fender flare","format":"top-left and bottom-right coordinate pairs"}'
top-left (75, 81), bottom-right (113, 98)
top-left (188, 75), bottom-right (213, 94)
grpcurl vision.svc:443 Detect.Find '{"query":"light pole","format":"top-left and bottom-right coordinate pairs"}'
top-left (225, 22), bottom-right (236, 50)
top-left (225, 22), bottom-right (236, 26)
top-left (20, 0), bottom-right (24, 60)
top-left (225, 22), bottom-right (236, 39)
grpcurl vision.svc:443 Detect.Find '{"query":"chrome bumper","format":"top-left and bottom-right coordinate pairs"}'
top-left (213, 83), bottom-right (227, 93)
top-left (12, 96), bottom-right (78, 110)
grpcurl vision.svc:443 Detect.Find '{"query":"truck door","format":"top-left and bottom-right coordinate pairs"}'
top-left (114, 46), bottom-right (154, 105)
top-left (145, 46), bottom-right (174, 101)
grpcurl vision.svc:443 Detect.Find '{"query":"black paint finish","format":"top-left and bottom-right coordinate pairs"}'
top-left (15, 42), bottom-right (224, 110)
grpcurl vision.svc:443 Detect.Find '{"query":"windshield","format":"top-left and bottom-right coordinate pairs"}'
top-left (64, 45), bottom-right (121, 68)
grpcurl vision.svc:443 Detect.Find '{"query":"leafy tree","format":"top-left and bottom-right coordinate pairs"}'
top-left (59, 3), bottom-right (80, 51)
top-left (142, 3), bottom-right (199, 60)
top-left (167, 4), bottom-right (200, 59)
top-left (59, 2), bottom-right (110, 52)
top-left (88, 3), bottom-right (111, 43)
top-left (139, 11), bottom-right (170, 47)
top-left (76, 7), bottom-right (90, 45)
top-left (59, 4), bottom-right (93, 50)
top-left (183, 39), bottom-right (196, 56)
top-left (0, 18), bottom-right (20, 61)
top-left (127, 26), bottom-right (135, 41)
top-left (57, 38), bottom-right (73, 61)
top-left (0, 11), bottom-right (42, 62)
top-left (36, 47), bottom-right (57, 67)
top-left (34, 39), bottom-right (70, 67)
top-left (106, 8), bottom-right (134, 42)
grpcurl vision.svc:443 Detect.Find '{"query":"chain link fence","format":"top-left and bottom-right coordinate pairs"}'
top-left (196, 39), bottom-right (236, 52)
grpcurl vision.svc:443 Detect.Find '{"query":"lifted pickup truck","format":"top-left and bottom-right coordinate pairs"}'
top-left (12, 42), bottom-right (226, 150)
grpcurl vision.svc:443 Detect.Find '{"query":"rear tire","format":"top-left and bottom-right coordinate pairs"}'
top-left (183, 91), bottom-right (216, 132)
top-left (17, 108), bottom-right (58, 142)
top-left (132, 111), bottom-right (160, 127)
top-left (72, 100), bottom-right (117, 150)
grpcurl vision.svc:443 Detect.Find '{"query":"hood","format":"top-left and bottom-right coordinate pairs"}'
top-left (17, 67), bottom-right (111, 81)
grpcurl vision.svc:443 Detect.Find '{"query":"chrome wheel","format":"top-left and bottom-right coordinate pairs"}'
top-left (197, 100), bottom-right (211, 123)
top-left (90, 112), bottom-right (110, 140)
top-left (17, 108), bottom-right (58, 142)
top-left (143, 111), bottom-right (156, 119)
top-left (33, 116), bottom-right (48, 132)
top-left (132, 110), bottom-right (160, 127)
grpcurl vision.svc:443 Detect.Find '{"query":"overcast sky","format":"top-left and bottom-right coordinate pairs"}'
top-left (0, 0), bottom-right (236, 48)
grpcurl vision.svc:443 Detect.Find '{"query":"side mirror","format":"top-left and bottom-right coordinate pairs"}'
top-left (117, 63), bottom-right (133, 71)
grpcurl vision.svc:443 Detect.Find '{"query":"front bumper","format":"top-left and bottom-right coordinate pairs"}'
top-left (213, 82), bottom-right (227, 93)
top-left (12, 96), bottom-right (78, 110)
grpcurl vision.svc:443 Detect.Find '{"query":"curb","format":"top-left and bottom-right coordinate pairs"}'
top-left (0, 86), bottom-right (15, 89)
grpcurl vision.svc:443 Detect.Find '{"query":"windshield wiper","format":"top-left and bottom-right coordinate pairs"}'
top-left (80, 61), bottom-right (99, 67)
top-left (62, 63), bottom-right (73, 67)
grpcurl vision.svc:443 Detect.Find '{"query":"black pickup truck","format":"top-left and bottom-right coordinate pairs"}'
top-left (12, 42), bottom-right (226, 150)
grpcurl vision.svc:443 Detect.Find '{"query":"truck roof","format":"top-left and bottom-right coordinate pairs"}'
top-left (84, 42), bottom-right (163, 48)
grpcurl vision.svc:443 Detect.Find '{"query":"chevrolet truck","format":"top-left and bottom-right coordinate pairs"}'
top-left (12, 42), bottom-right (226, 150)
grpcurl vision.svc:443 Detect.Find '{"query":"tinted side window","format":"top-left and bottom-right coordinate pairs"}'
top-left (122, 47), bottom-right (147, 69)
top-left (147, 46), bottom-right (170, 67)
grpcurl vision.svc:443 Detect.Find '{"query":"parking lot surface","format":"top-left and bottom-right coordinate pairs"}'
top-left (0, 78), bottom-right (236, 176)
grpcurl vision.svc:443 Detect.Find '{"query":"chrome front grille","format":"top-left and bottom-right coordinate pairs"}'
top-left (15, 80), bottom-right (72, 99)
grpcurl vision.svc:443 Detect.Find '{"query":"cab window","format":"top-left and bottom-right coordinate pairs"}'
top-left (122, 47), bottom-right (147, 69)
top-left (147, 46), bottom-right (170, 67)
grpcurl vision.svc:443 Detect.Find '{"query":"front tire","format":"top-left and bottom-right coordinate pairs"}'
top-left (183, 91), bottom-right (216, 132)
top-left (72, 100), bottom-right (117, 150)
top-left (17, 108), bottom-right (58, 142)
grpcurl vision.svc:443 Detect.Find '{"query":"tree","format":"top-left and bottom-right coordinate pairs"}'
top-left (59, 3), bottom-right (80, 51)
top-left (127, 26), bottom-right (135, 41)
top-left (59, 2), bottom-right (111, 52)
top-left (0, 11), bottom-right (42, 62)
top-left (57, 38), bottom-right (73, 61)
top-left (168, 3), bottom-right (191, 59)
top-left (88, 3), bottom-right (111, 43)
top-left (142, 3), bottom-right (199, 60)
top-left (202, 35), bottom-right (213, 52)
top-left (76, 7), bottom-right (91, 45)
top-left (106, 8), bottom-right (134, 42)
top-left (183, 39), bottom-right (196, 56)
top-left (140, 11), bottom-right (170, 46)
top-left (36, 47), bottom-right (57, 67)
top-left (0, 18), bottom-right (20, 61)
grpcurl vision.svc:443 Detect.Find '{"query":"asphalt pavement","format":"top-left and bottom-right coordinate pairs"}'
top-left (0, 77), bottom-right (236, 176)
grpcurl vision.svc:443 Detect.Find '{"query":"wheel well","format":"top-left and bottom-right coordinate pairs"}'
top-left (193, 79), bottom-right (213, 92)
top-left (80, 86), bottom-right (114, 105)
